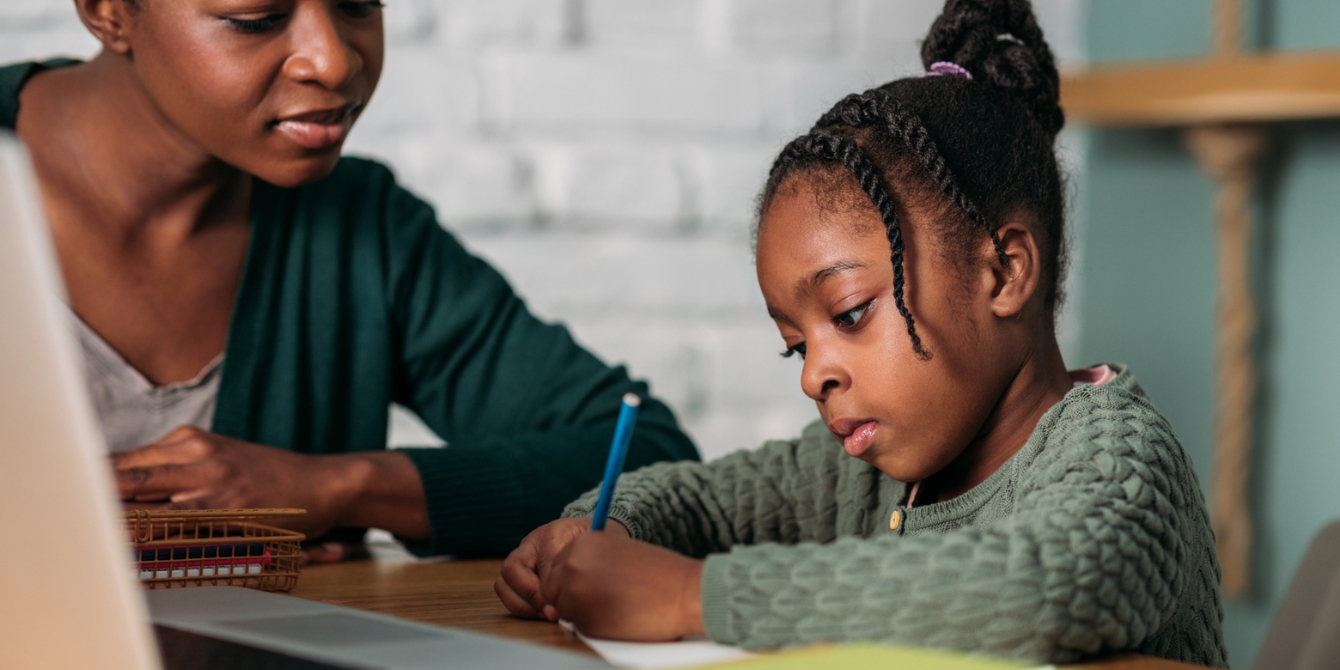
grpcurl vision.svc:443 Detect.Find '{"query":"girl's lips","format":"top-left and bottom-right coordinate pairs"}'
top-left (842, 421), bottom-right (878, 457)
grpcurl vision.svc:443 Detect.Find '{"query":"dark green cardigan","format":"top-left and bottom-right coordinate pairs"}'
top-left (2, 60), bottom-right (699, 556)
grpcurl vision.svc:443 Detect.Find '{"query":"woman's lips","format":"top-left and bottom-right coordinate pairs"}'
top-left (273, 105), bottom-right (357, 151)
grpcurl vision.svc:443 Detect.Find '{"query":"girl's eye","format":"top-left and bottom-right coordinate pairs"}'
top-left (225, 14), bottom-right (287, 33)
top-left (781, 342), bottom-right (807, 360)
top-left (340, 0), bottom-right (385, 18)
top-left (834, 301), bottom-right (871, 328)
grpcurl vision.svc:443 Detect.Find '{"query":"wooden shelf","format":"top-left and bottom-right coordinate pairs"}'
top-left (1060, 50), bottom-right (1340, 127)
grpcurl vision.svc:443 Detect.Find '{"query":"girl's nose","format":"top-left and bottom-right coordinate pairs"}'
top-left (800, 347), bottom-right (849, 402)
top-left (282, 5), bottom-right (363, 90)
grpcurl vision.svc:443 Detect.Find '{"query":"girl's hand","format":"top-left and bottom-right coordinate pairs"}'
top-left (539, 532), bottom-right (705, 641)
top-left (496, 517), bottom-right (629, 619)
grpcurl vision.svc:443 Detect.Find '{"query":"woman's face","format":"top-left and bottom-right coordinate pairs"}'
top-left (118, 0), bottom-right (384, 186)
top-left (755, 177), bottom-right (1008, 482)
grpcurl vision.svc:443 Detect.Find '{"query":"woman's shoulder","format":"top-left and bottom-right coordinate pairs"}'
top-left (1, 58), bottom-right (81, 129)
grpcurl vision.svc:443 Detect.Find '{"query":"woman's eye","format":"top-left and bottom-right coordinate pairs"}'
top-left (225, 14), bottom-right (286, 33)
top-left (340, 0), bottom-right (385, 18)
top-left (781, 343), bottom-right (807, 360)
top-left (834, 301), bottom-right (870, 328)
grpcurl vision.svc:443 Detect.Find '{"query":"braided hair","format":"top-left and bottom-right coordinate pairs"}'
top-left (757, 0), bottom-right (1067, 361)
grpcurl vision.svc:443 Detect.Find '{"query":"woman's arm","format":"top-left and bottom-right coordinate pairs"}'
top-left (380, 182), bottom-right (699, 556)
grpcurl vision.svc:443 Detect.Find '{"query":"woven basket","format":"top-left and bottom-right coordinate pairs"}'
top-left (126, 509), bottom-right (305, 592)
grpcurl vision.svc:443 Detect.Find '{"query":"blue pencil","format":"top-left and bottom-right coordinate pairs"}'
top-left (590, 392), bottom-right (641, 531)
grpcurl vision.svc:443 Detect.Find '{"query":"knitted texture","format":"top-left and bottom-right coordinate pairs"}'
top-left (563, 365), bottom-right (1227, 667)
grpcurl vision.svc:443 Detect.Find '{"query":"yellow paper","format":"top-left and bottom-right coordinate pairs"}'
top-left (702, 644), bottom-right (1045, 670)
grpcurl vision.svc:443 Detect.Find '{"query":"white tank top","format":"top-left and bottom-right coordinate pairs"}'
top-left (68, 311), bottom-right (222, 453)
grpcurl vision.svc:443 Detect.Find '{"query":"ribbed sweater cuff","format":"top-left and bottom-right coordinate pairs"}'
top-left (397, 446), bottom-right (525, 557)
top-left (700, 554), bottom-right (736, 644)
top-left (562, 497), bottom-right (649, 542)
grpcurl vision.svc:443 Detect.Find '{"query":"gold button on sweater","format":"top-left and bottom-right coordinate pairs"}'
top-left (563, 364), bottom-right (1226, 667)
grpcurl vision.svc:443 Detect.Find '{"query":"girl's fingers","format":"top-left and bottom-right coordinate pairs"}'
top-left (500, 556), bottom-right (548, 613)
top-left (494, 575), bottom-right (540, 618)
top-left (536, 535), bottom-right (575, 583)
top-left (539, 543), bottom-right (574, 608)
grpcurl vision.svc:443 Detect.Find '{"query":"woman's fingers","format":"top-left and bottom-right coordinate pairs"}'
top-left (110, 427), bottom-right (213, 470)
top-left (301, 542), bottom-right (349, 566)
top-left (114, 461), bottom-right (216, 501)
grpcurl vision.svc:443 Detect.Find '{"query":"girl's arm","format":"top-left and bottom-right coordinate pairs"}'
top-left (560, 422), bottom-right (888, 557)
top-left (693, 414), bottom-right (1220, 666)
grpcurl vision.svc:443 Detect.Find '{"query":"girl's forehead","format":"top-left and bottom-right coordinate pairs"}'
top-left (758, 186), bottom-right (886, 260)
top-left (756, 192), bottom-right (891, 299)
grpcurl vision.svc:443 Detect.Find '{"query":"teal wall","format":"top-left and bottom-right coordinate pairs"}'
top-left (1080, 1), bottom-right (1340, 667)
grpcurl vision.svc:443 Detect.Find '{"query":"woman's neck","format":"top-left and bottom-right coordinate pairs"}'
top-left (922, 336), bottom-right (1073, 504)
top-left (17, 51), bottom-right (248, 244)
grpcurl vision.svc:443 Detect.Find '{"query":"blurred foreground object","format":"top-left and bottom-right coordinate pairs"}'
top-left (1059, 0), bottom-right (1340, 598)
top-left (1252, 520), bottom-right (1340, 670)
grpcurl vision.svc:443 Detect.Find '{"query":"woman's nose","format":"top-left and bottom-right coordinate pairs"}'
top-left (283, 4), bottom-right (363, 90)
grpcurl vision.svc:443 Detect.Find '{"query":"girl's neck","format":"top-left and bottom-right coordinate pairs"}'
top-left (18, 51), bottom-right (248, 244)
top-left (922, 336), bottom-right (1072, 504)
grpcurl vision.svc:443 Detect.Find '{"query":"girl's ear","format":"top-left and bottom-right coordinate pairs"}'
top-left (75, 0), bottom-right (135, 56)
top-left (985, 221), bottom-right (1042, 320)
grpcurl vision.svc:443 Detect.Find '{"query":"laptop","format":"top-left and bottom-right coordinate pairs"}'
top-left (0, 133), bottom-right (604, 670)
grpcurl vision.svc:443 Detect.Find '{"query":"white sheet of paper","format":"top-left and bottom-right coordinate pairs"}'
top-left (576, 632), bottom-right (757, 669)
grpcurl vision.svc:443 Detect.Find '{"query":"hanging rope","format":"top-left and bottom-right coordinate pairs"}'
top-left (1184, 123), bottom-right (1267, 599)
top-left (1213, 0), bottom-right (1243, 58)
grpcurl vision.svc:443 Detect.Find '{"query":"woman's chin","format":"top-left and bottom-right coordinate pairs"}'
top-left (249, 152), bottom-right (344, 188)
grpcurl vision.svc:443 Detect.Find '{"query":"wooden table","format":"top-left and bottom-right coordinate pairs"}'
top-left (290, 556), bottom-right (1213, 670)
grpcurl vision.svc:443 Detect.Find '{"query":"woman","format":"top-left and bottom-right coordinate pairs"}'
top-left (2, 0), bottom-right (697, 557)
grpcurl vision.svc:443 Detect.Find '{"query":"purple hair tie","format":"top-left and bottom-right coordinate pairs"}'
top-left (926, 61), bottom-right (972, 80)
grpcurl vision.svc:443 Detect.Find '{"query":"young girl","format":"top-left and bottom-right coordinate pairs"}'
top-left (495, 0), bottom-right (1226, 665)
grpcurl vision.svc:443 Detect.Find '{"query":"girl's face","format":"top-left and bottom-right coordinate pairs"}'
top-left (111, 0), bottom-right (384, 186)
top-left (756, 178), bottom-right (1010, 482)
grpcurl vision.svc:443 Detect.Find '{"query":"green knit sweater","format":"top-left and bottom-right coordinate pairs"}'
top-left (2, 59), bottom-right (699, 556)
top-left (563, 365), bottom-right (1227, 667)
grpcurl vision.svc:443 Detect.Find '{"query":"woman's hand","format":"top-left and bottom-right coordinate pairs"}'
top-left (540, 532), bottom-right (705, 641)
top-left (496, 517), bottom-right (629, 619)
top-left (112, 426), bottom-right (430, 541)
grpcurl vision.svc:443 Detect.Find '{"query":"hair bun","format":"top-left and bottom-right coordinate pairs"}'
top-left (920, 0), bottom-right (1064, 137)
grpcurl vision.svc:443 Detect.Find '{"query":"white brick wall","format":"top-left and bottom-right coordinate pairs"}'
top-left (3, 0), bottom-right (1084, 460)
